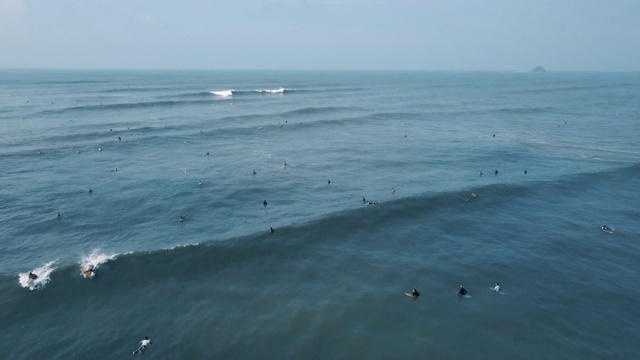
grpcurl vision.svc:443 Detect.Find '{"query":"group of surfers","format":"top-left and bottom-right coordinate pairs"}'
top-left (408, 283), bottom-right (500, 298)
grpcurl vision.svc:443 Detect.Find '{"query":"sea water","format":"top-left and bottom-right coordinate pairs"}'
top-left (0, 70), bottom-right (639, 359)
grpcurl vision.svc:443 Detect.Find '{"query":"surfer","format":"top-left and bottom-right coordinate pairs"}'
top-left (479, 171), bottom-right (483, 176)
top-left (83, 266), bottom-right (94, 278)
top-left (263, 200), bottom-right (268, 208)
top-left (602, 225), bottom-right (613, 233)
top-left (133, 337), bottom-right (151, 355)
top-left (492, 282), bottom-right (501, 292)
top-left (88, 188), bottom-right (93, 194)
top-left (252, 169), bottom-right (256, 175)
top-left (494, 170), bottom-right (499, 176)
top-left (362, 196), bottom-right (366, 204)
top-left (471, 192), bottom-right (478, 198)
top-left (178, 214), bottom-right (187, 222)
top-left (198, 180), bottom-right (203, 186)
top-left (57, 212), bottom-right (61, 219)
top-left (269, 227), bottom-right (275, 233)
top-left (458, 286), bottom-right (468, 296)
top-left (328, 179), bottom-right (331, 185)
top-left (411, 288), bottom-right (420, 297)
top-left (391, 187), bottom-right (395, 194)
top-left (524, 169), bottom-right (528, 175)
top-left (464, 197), bottom-right (470, 202)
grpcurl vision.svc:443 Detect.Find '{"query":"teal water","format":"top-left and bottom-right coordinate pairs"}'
top-left (0, 70), bottom-right (639, 359)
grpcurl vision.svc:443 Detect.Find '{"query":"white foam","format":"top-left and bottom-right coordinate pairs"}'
top-left (210, 90), bottom-right (233, 97)
top-left (19, 261), bottom-right (56, 290)
top-left (257, 87), bottom-right (286, 94)
top-left (80, 249), bottom-right (118, 277)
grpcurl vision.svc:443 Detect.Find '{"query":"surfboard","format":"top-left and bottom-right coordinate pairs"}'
top-left (456, 291), bottom-right (471, 298)
top-left (488, 287), bottom-right (505, 295)
top-left (602, 227), bottom-right (614, 234)
top-left (404, 292), bottom-right (416, 298)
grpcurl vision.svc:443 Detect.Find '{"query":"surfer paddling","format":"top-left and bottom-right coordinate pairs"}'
top-left (492, 282), bottom-right (501, 292)
top-left (132, 336), bottom-right (151, 355)
top-left (404, 288), bottom-right (420, 298)
top-left (458, 285), bottom-right (468, 296)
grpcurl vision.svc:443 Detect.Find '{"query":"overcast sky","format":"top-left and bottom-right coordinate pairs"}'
top-left (1, 0), bottom-right (639, 71)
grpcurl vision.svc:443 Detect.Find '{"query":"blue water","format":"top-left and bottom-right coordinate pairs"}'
top-left (1, 70), bottom-right (639, 359)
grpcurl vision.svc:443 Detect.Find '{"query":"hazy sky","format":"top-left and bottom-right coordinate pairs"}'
top-left (1, 0), bottom-right (639, 71)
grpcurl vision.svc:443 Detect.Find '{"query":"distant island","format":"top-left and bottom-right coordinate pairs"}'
top-left (530, 66), bottom-right (546, 72)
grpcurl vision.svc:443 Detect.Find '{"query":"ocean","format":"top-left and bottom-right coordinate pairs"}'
top-left (0, 70), bottom-right (639, 359)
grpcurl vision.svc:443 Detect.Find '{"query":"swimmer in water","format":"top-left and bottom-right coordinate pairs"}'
top-left (492, 282), bottom-right (501, 292)
top-left (494, 170), bottom-right (498, 175)
top-left (252, 169), bottom-right (256, 175)
top-left (524, 169), bottom-right (528, 175)
top-left (328, 179), bottom-right (331, 185)
top-left (198, 181), bottom-right (203, 186)
top-left (57, 212), bottom-right (61, 219)
top-left (458, 286), bottom-right (468, 296)
top-left (207, 152), bottom-right (210, 156)
top-left (263, 200), bottom-right (268, 208)
top-left (88, 188), bottom-right (93, 194)
top-left (133, 337), bottom-right (151, 355)
top-left (411, 288), bottom-right (420, 297)
top-left (391, 187), bottom-right (395, 194)
top-left (479, 171), bottom-right (483, 176)
top-left (118, 136), bottom-right (121, 141)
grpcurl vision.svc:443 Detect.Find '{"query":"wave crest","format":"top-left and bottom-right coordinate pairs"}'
top-left (210, 90), bottom-right (233, 97)
top-left (256, 87), bottom-right (287, 94)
